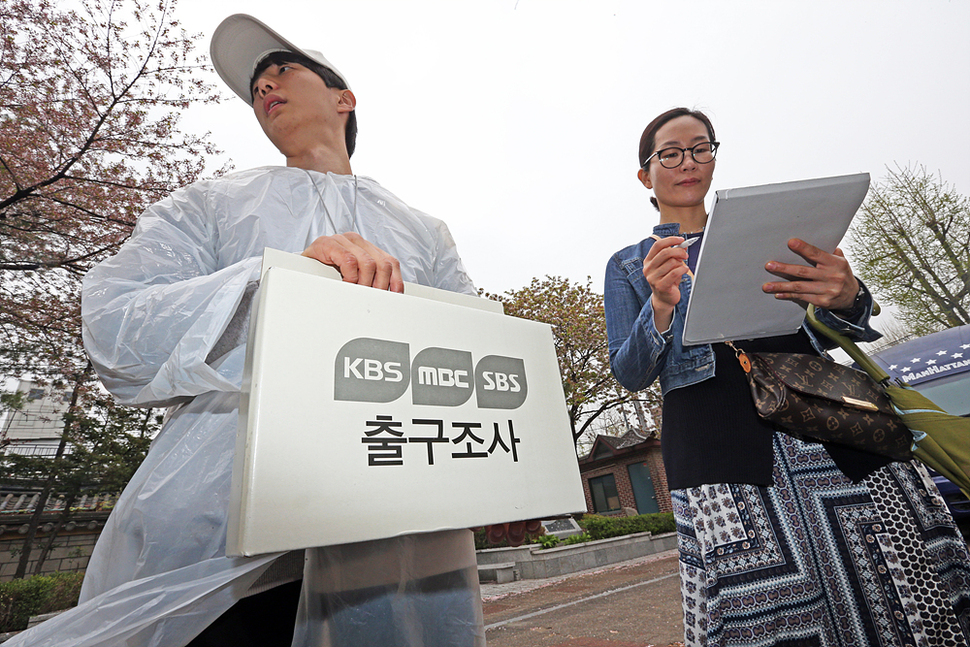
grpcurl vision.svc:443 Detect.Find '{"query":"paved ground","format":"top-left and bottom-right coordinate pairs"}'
top-left (482, 549), bottom-right (684, 647)
top-left (5, 531), bottom-right (969, 645)
top-left (481, 526), bottom-right (970, 646)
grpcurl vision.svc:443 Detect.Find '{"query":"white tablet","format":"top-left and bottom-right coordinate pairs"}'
top-left (682, 173), bottom-right (870, 345)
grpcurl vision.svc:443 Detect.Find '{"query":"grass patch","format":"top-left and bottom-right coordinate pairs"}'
top-left (475, 512), bottom-right (675, 550)
top-left (0, 571), bottom-right (83, 632)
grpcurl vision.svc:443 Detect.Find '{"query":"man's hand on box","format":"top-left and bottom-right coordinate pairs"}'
top-left (302, 232), bottom-right (404, 292)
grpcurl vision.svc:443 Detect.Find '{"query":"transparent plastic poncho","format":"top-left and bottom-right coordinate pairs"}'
top-left (6, 167), bottom-right (484, 647)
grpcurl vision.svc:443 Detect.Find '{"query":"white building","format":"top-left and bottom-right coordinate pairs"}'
top-left (0, 378), bottom-right (70, 457)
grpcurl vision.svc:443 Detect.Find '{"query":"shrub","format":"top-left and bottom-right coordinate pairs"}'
top-left (0, 572), bottom-right (84, 632)
top-left (474, 513), bottom-right (676, 551)
top-left (473, 528), bottom-right (539, 550)
top-left (561, 532), bottom-right (591, 546)
top-left (473, 527), bottom-right (499, 550)
top-left (578, 512), bottom-right (675, 541)
top-left (537, 534), bottom-right (561, 549)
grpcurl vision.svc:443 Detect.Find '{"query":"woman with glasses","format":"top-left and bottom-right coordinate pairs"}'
top-left (604, 107), bottom-right (970, 646)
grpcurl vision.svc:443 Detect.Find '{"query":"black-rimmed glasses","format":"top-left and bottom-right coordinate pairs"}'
top-left (643, 142), bottom-right (719, 169)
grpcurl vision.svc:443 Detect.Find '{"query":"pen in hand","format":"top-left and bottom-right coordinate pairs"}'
top-left (674, 236), bottom-right (700, 250)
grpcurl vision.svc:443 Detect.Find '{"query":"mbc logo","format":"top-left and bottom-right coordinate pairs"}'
top-left (334, 338), bottom-right (527, 409)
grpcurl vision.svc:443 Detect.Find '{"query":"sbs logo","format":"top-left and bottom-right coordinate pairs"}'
top-left (475, 355), bottom-right (527, 409)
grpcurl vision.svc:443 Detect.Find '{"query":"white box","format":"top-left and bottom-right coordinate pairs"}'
top-left (228, 250), bottom-right (587, 556)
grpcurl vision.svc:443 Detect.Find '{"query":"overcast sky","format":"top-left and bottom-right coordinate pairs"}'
top-left (179, 0), bottom-right (970, 304)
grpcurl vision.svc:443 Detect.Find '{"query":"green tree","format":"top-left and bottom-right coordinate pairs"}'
top-left (849, 165), bottom-right (970, 336)
top-left (1, 387), bottom-right (160, 576)
top-left (1, 0), bottom-right (222, 377)
top-left (0, 0), bottom-right (223, 577)
top-left (0, 389), bottom-right (26, 419)
top-left (574, 400), bottom-right (661, 456)
top-left (492, 276), bottom-right (662, 447)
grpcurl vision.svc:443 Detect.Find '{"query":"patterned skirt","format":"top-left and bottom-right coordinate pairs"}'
top-left (673, 432), bottom-right (970, 646)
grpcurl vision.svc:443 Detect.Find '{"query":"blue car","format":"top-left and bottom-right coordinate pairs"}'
top-left (931, 470), bottom-right (970, 522)
top-left (868, 325), bottom-right (970, 522)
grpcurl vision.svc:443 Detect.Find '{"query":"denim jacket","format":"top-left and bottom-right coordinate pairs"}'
top-left (604, 222), bottom-right (882, 397)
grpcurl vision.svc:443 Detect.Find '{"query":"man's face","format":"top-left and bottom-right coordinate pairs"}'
top-left (251, 60), bottom-right (354, 157)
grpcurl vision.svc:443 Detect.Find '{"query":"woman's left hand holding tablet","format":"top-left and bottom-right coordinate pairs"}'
top-left (762, 238), bottom-right (859, 310)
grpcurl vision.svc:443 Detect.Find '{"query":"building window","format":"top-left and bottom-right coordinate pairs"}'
top-left (27, 388), bottom-right (44, 401)
top-left (589, 474), bottom-right (621, 513)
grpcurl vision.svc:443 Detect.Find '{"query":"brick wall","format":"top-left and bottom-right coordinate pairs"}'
top-left (645, 450), bottom-right (671, 511)
top-left (580, 446), bottom-right (671, 515)
top-left (0, 513), bottom-right (109, 580)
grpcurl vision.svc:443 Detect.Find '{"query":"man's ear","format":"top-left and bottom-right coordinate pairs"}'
top-left (337, 89), bottom-right (356, 113)
top-left (637, 167), bottom-right (652, 189)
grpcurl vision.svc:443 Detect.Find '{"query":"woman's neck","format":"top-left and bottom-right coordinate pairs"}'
top-left (659, 205), bottom-right (707, 234)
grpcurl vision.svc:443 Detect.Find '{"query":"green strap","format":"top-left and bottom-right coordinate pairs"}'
top-left (806, 303), bottom-right (890, 384)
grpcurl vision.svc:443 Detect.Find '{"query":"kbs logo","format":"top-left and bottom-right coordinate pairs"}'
top-left (334, 338), bottom-right (527, 409)
top-left (334, 339), bottom-right (410, 403)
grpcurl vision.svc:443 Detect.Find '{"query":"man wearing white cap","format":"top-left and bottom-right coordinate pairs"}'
top-left (7, 13), bottom-right (485, 647)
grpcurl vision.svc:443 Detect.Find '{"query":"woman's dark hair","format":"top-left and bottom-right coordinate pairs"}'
top-left (638, 108), bottom-right (716, 210)
top-left (251, 51), bottom-right (358, 158)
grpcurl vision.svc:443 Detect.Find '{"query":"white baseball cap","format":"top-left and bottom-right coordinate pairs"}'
top-left (210, 14), bottom-right (350, 105)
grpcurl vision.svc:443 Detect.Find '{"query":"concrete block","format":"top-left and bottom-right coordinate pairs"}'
top-left (543, 557), bottom-right (563, 578)
top-left (475, 529), bottom-right (676, 582)
top-left (541, 517), bottom-right (583, 539)
top-left (475, 545), bottom-right (531, 566)
top-left (477, 562), bottom-right (516, 584)
top-left (28, 610), bottom-right (66, 628)
top-left (529, 560), bottom-right (546, 579)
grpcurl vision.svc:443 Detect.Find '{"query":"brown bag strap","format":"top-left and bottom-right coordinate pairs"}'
top-left (724, 340), bottom-right (752, 372)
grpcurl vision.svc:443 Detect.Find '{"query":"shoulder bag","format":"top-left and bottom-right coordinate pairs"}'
top-left (727, 342), bottom-right (913, 461)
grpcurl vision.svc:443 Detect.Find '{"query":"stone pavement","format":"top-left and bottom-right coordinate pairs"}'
top-left (480, 548), bottom-right (680, 602)
top-left (0, 550), bottom-right (684, 645)
top-left (481, 548), bottom-right (684, 646)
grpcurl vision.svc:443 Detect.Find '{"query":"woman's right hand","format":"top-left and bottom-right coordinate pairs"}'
top-left (643, 236), bottom-right (690, 332)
